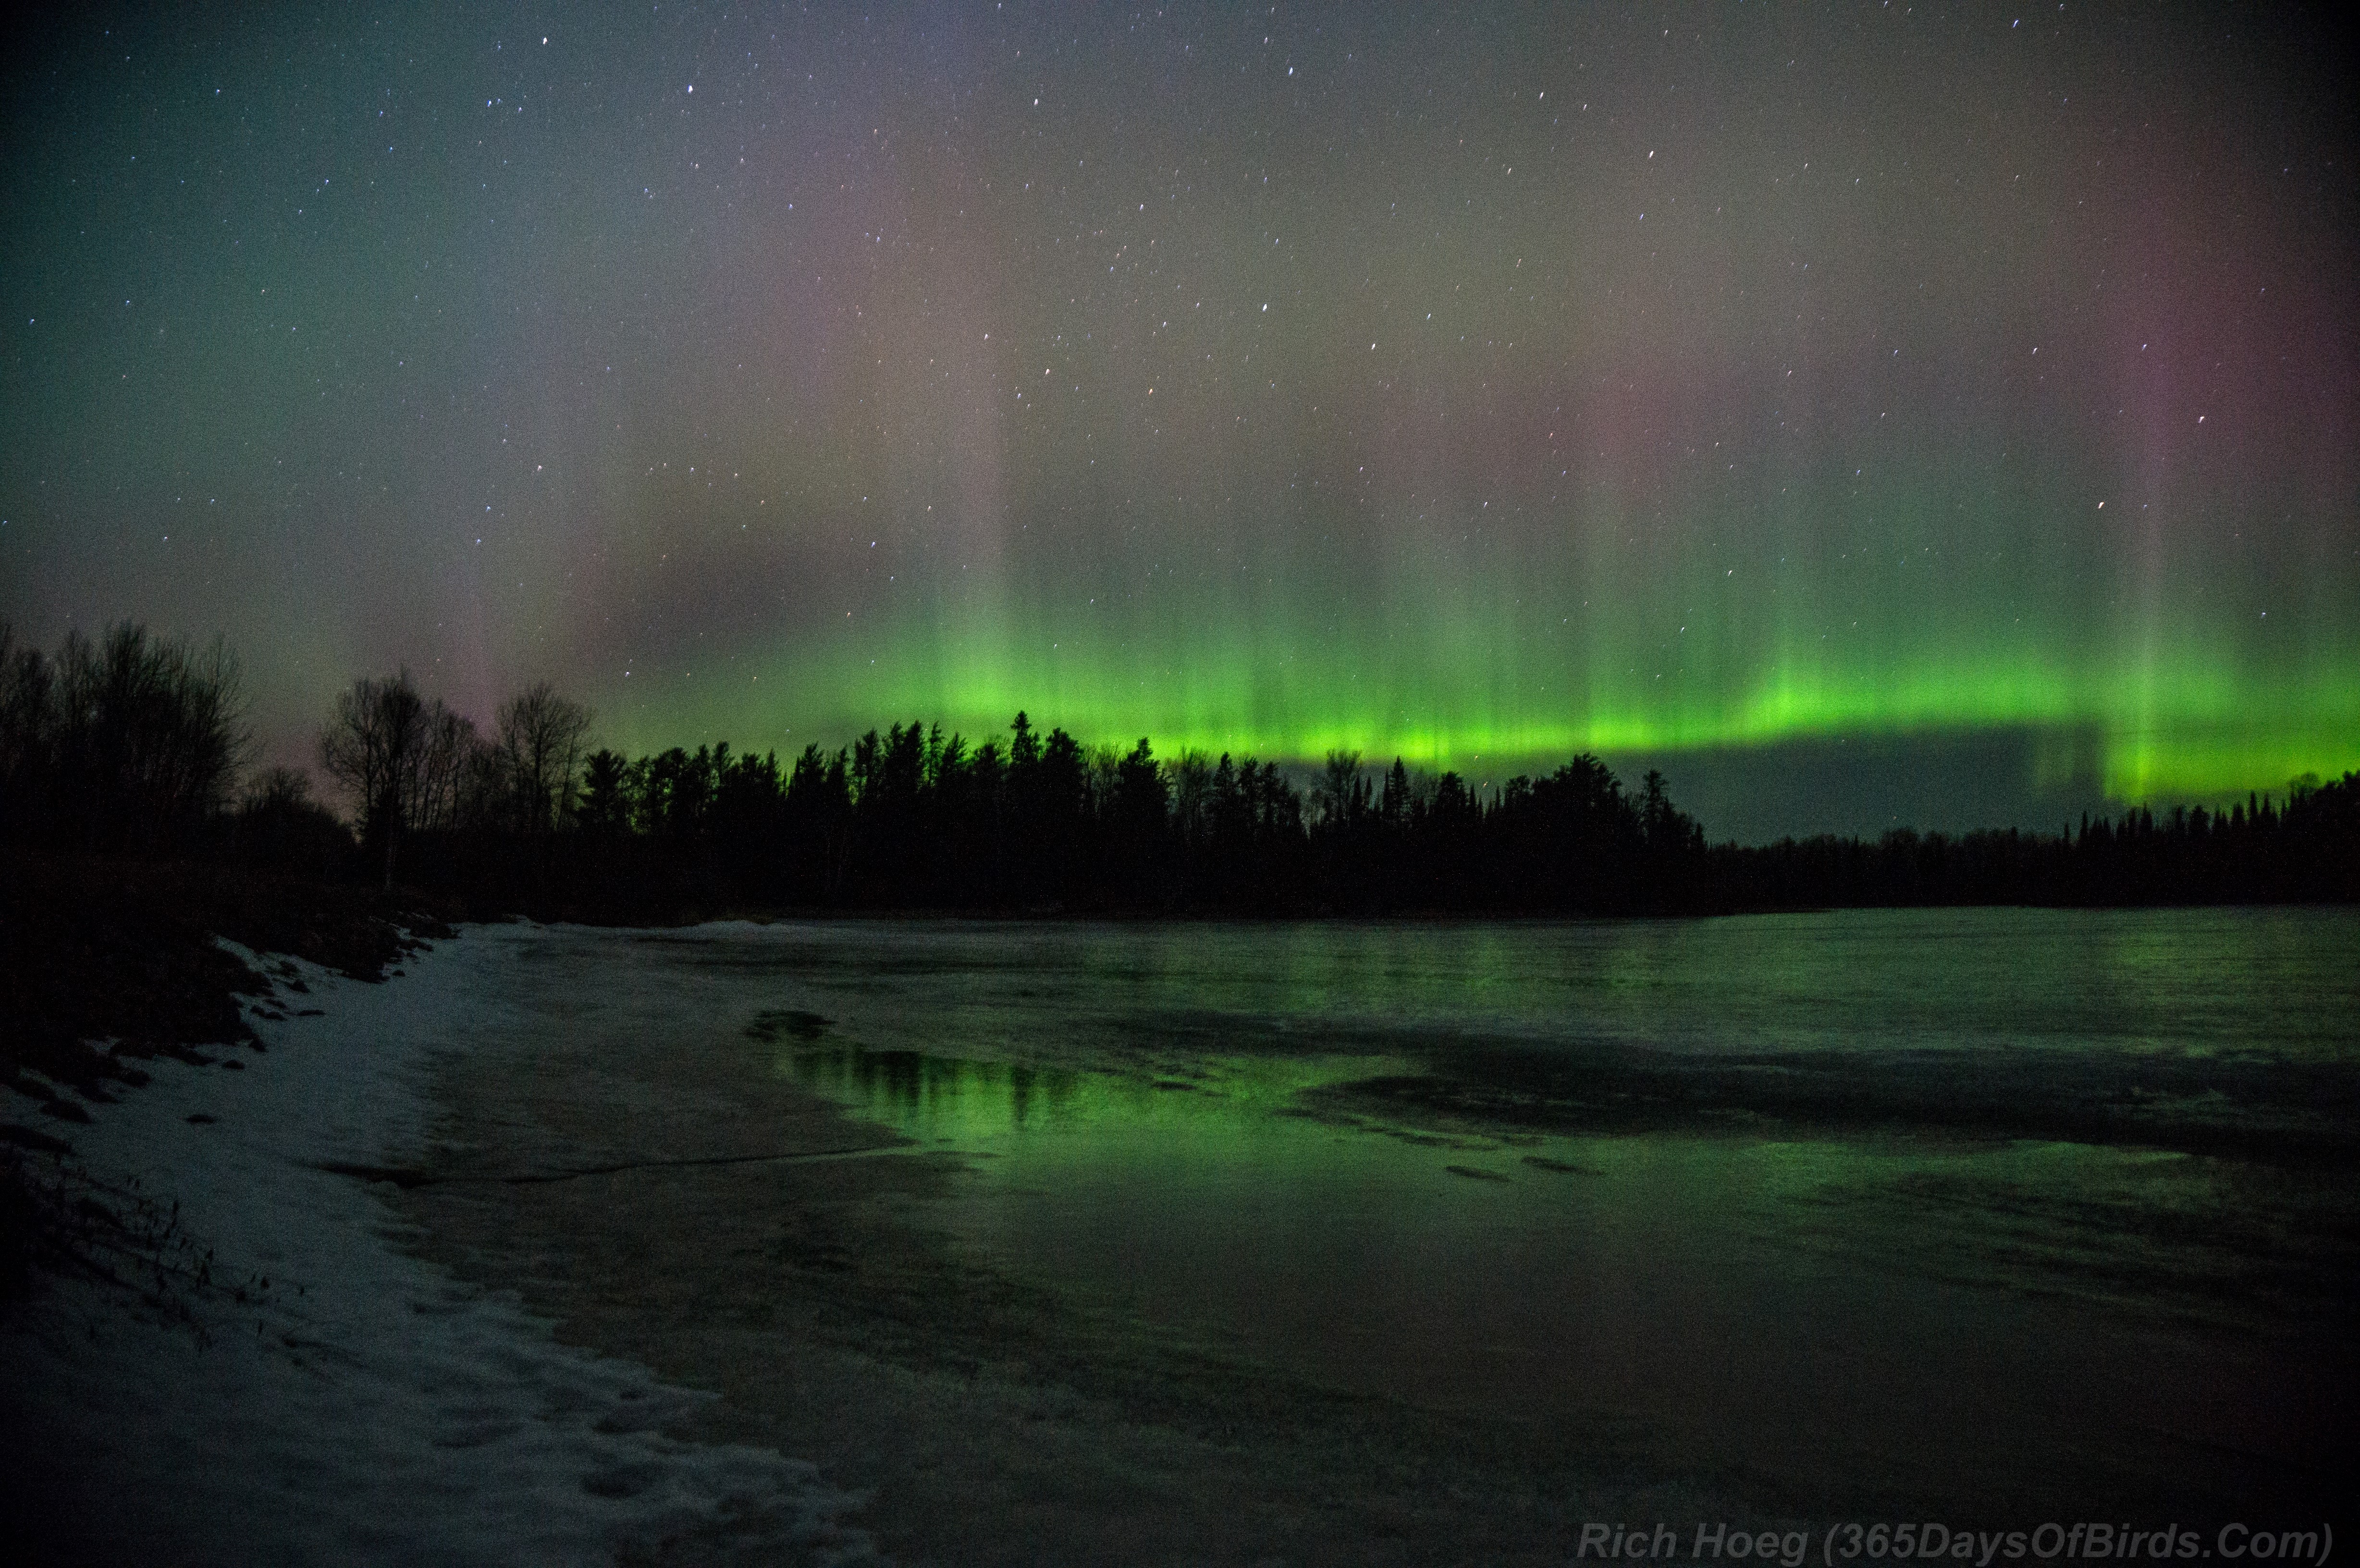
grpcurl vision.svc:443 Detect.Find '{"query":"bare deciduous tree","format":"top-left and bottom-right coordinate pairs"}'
top-left (242, 765), bottom-right (316, 814)
top-left (33, 623), bottom-right (249, 852)
top-left (411, 703), bottom-right (489, 834)
top-left (1171, 748), bottom-right (1216, 852)
top-left (1314, 749), bottom-right (1368, 826)
top-left (0, 621), bottom-right (52, 837)
top-left (496, 682), bottom-right (592, 833)
top-left (319, 671), bottom-right (434, 888)
top-left (323, 671), bottom-right (586, 882)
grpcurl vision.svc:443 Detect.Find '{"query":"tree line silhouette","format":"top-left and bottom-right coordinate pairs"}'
top-left (3, 622), bottom-right (2354, 913)
top-left (0, 622), bottom-right (247, 856)
top-left (523, 718), bottom-right (1711, 915)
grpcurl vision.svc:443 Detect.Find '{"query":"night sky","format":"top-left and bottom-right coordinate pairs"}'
top-left (4, 3), bottom-right (2354, 839)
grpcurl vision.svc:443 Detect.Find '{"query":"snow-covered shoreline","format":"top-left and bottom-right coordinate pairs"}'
top-left (1, 925), bottom-right (873, 1567)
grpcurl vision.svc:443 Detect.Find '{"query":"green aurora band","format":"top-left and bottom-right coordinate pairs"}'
top-left (647, 444), bottom-right (2358, 801)
top-left (690, 584), bottom-right (2360, 804)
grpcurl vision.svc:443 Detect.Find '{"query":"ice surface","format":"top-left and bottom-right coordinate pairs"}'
top-left (2, 928), bottom-right (875, 1567)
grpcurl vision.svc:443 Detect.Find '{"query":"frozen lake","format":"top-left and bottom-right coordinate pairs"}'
top-left (391, 907), bottom-right (2359, 1557)
top-left (738, 910), bottom-right (2359, 1517)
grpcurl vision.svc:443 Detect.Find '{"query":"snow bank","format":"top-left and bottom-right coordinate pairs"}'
top-left (2, 926), bottom-right (874, 1567)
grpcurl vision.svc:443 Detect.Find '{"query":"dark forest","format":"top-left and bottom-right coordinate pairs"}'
top-left (4, 623), bottom-right (2355, 918)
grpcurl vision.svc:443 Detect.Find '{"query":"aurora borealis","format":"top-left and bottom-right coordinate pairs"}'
top-left (4, 3), bottom-right (2354, 837)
